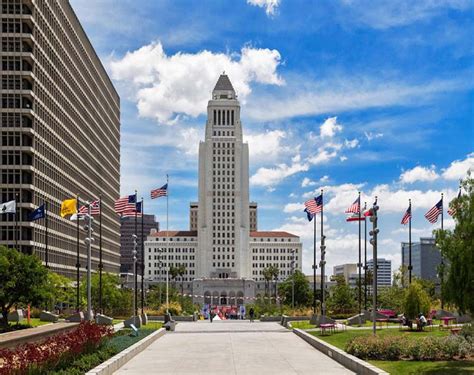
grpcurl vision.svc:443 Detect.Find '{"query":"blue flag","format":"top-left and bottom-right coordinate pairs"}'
top-left (30, 204), bottom-right (45, 221)
top-left (136, 201), bottom-right (142, 213)
top-left (304, 208), bottom-right (314, 222)
top-left (128, 194), bottom-right (137, 204)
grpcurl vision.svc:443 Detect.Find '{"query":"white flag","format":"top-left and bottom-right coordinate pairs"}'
top-left (0, 200), bottom-right (16, 214)
top-left (70, 213), bottom-right (85, 221)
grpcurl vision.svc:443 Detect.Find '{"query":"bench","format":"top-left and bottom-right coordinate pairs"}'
top-left (450, 327), bottom-right (462, 335)
top-left (320, 323), bottom-right (336, 335)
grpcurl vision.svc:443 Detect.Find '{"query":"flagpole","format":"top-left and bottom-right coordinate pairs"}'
top-left (320, 189), bottom-right (325, 318)
top-left (358, 191), bottom-right (362, 320)
top-left (99, 195), bottom-right (103, 314)
top-left (166, 175), bottom-right (169, 315)
top-left (408, 199), bottom-right (412, 284)
top-left (141, 197), bottom-right (145, 315)
top-left (45, 201), bottom-right (49, 268)
top-left (364, 202), bottom-right (367, 310)
top-left (76, 194), bottom-right (80, 312)
top-left (440, 193), bottom-right (444, 309)
top-left (312, 206), bottom-right (317, 315)
top-left (134, 190), bottom-right (138, 318)
top-left (15, 193), bottom-right (19, 250)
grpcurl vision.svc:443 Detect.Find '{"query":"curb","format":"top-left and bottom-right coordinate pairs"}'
top-left (86, 328), bottom-right (166, 375)
top-left (293, 329), bottom-right (389, 375)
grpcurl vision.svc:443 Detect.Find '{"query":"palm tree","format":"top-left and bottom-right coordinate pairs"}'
top-left (169, 265), bottom-right (179, 290)
top-left (262, 267), bottom-right (273, 297)
top-left (269, 265), bottom-right (280, 299)
top-left (177, 264), bottom-right (186, 296)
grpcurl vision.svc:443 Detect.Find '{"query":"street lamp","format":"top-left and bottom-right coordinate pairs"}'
top-left (290, 249), bottom-right (295, 309)
top-left (82, 203), bottom-right (94, 321)
top-left (369, 199), bottom-right (379, 336)
top-left (132, 234), bottom-right (138, 323)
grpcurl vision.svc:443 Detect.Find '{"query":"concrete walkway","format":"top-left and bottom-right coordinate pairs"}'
top-left (114, 321), bottom-right (353, 375)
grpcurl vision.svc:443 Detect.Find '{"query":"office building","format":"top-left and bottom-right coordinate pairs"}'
top-left (120, 214), bottom-right (159, 273)
top-left (401, 237), bottom-right (442, 282)
top-left (367, 258), bottom-right (392, 288)
top-left (1, 0), bottom-right (120, 277)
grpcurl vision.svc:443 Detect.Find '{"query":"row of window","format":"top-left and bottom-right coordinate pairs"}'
top-left (212, 109), bottom-right (235, 126)
top-left (252, 248), bottom-right (299, 253)
top-left (213, 130), bottom-right (234, 137)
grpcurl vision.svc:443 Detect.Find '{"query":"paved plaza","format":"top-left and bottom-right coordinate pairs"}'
top-left (114, 321), bottom-right (353, 374)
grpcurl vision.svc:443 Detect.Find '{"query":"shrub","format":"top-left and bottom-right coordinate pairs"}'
top-left (404, 280), bottom-right (431, 320)
top-left (157, 301), bottom-right (182, 316)
top-left (0, 322), bottom-right (112, 375)
top-left (346, 334), bottom-right (473, 361)
top-left (460, 323), bottom-right (474, 343)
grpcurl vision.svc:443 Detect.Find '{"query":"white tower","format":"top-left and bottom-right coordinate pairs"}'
top-left (197, 74), bottom-right (250, 279)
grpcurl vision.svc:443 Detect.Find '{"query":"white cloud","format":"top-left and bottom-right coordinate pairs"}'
top-left (344, 139), bottom-right (359, 148)
top-left (247, 0), bottom-right (280, 16)
top-left (339, 0), bottom-right (473, 30)
top-left (246, 76), bottom-right (470, 121)
top-left (442, 153), bottom-right (474, 180)
top-left (340, 156), bottom-right (348, 162)
top-left (308, 149), bottom-right (338, 165)
top-left (250, 159), bottom-right (309, 187)
top-left (364, 131), bottom-right (384, 141)
top-left (400, 165), bottom-right (439, 184)
top-left (301, 177), bottom-right (316, 187)
top-left (320, 117), bottom-right (343, 138)
top-left (283, 203), bottom-right (304, 213)
top-left (244, 130), bottom-right (289, 163)
top-left (110, 41), bottom-right (283, 123)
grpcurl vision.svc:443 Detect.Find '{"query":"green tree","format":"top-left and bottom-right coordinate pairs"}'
top-left (169, 266), bottom-right (179, 289)
top-left (404, 280), bottom-right (431, 320)
top-left (262, 267), bottom-right (273, 297)
top-left (177, 264), bottom-right (186, 296)
top-left (434, 174), bottom-right (474, 314)
top-left (0, 247), bottom-right (49, 328)
top-left (44, 271), bottom-right (75, 312)
top-left (326, 275), bottom-right (357, 315)
top-left (278, 270), bottom-right (311, 306)
top-left (378, 285), bottom-right (405, 313)
top-left (80, 273), bottom-right (131, 317)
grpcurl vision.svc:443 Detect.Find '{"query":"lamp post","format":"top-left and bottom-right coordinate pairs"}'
top-left (369, 198), bottom-right (379, 336)
top-left (83, 203), bottom-right (94, 321)
top-left (291, 249), bottom-right (295, 309)
top-left (132, 234), bottom-right (138, 322)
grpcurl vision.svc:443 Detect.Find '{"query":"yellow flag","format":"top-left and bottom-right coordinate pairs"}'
top-left (60, 198), bottom-right (77, 217)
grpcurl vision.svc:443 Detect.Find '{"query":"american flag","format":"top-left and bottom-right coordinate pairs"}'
top-left (151, 184), bottom-right (168, 199)
top-left (304, 194), bottom-right (323, 214)
top-left (424, 199), bottom-right (442, 224)
top-left (78, 200), bottom-right (100, 215)
top-left (120, 201), bottom-right (142, 218)
top-left (114, 194), bottom-right (136, 213)
top-left (345, 196), bottom-right (360, 214)
top-left (346, 212), bottom-right (365, 222)
top-left (447, 190), bottom-right (461, 216)
top-left (401, 205), bottom-right (411, 225)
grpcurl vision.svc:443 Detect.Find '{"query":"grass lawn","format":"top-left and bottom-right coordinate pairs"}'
top-left (290, 321), bottom-right (315, 330)
top-left (308, 328), bottom-right (474, 375)
top-left (112, 319), bottom-right (124, 324)
top-left (24, 318), bottom-right (51, 327)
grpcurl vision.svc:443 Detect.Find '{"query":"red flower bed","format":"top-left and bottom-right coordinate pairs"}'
top-left (0, 322), bottom-right (113, 375)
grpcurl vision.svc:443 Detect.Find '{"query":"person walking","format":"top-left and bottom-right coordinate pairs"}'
top-left (249, 307), bottom-right (255, 322)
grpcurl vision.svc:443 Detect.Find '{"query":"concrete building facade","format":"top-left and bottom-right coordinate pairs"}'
top-left (333, 263), bottom-right (358, 287)
top-left (367, 258), bottom-right (392, 288)
top-left (401, 237), bottom-right (441, 282)
top-left (0, 0), bottom-right (120, 277)
top-left (120, 214), bottom-right (159, 273)
top-left (144, 75), bottom-right (302, 304)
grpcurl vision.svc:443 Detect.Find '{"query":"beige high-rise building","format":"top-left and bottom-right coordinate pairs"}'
top-left (0, 0), bottom-right (121, 277)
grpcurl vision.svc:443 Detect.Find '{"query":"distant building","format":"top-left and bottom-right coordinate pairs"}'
top-left (120, 214), bottom-right (159, 273)
top-left (333, 263), bottom-right (358, 287)
top-left (401, 237), bottom-right (441, 282)
top-left (367, 258), bottom-right (392, 288)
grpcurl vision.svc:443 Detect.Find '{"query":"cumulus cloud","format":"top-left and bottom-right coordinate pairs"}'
top-left (283, 203), bottom-right (304, 213)
top-left (320, 117), bottom-right (343, 138)
top-left (244, 130), bottom-right (289, 162)
top-left (400, 165), bottom-right (439, 184)
top-left (247, 0), bottom-right (280, 16)
top-left (344, 139), bottom-right (359, 148)
top-left (301, 177), bottom-right (316, 188)
top-left (250, 159), bottom-right (309, 187)
top-left (110, 41), bottom-right (283, 123)
top-left (442, 153), bottom-right (474, 180)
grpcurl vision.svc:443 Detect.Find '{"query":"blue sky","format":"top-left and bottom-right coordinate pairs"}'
top-left (70, 0), bottom-right (474, 276)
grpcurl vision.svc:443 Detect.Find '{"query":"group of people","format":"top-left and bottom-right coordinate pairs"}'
top-left (401, 312), bottom-right (428, 330)
top-left (209, 307), bottom-right (255, 322)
